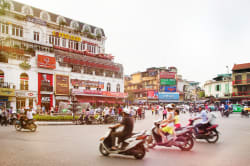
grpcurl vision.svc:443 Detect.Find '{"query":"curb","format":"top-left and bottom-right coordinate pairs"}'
top-left (36, 121), bottom-right (74, 125)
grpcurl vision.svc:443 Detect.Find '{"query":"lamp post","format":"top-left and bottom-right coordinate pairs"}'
top-left (226, 66), bottom-right (230, 104)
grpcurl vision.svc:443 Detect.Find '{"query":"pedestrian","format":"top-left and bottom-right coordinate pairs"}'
top-left (137, 106), bottom-right (142, 120)
top-left (163, 106), bottom-right (167, 120)
top-left (1, 108), bottom-right (8, 126)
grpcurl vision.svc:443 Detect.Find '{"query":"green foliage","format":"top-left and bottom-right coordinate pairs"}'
top-left (19, 61), bottom-right (31, 70)
top-left (34, 115), bottom-right (79, 121)
top-left (198, 91), bottom-right (205, 98)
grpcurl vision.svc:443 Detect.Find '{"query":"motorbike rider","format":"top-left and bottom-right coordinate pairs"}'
top-left (26, 109), bottom-right (34, 124)
top-left (158, 104), bottom-right (177, 143)
top-left (193, 105), bottom-right (210, 134)
top-left (109, 107), bottom-right (134, 150)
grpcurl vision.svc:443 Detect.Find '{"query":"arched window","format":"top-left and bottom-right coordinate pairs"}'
top-left (20, 73), bottom-right (29, 90)
top-left (116, 84), bottom-right (120, 92)
top-left (107, 83), bottom-right (111, 92)
top-left (0, 70), bottom-right (4, 85)
top-left (40, 11), bottom-right (51, 21)
top-left (82, 24), bottom-right (91, 33)
top-left (22, 5), bottom-right (33, 16)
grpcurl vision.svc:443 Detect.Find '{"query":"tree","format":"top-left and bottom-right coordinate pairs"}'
top-left (0, 0), bottom-right (10, 15)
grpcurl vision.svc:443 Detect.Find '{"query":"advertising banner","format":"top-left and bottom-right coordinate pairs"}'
top-left (160, 72), bottom-right (176, 79)
top-left (160, 86), bottom-right (176, 92)
top-left (158, 92), bottom-right (179, 100)
top-left (37, 55), bottom-right (56, 69)
top-left (72, 89), bottom-right (128, 98)
top-left (160, 79), bottom-right (176, 85)
top-left (0, 88), bottom-right (15, 96)
top-left (55, 75), bottom-right (69, 95)
top-left (147, 90), bottom-right (158, 99)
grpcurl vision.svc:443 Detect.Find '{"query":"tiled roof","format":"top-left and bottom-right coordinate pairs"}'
top-left (232, 63), bottom-right (250, 71)
top-left (11, 0), bottom-right (105, 36)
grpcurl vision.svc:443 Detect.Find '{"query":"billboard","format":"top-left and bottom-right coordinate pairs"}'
top-left (158, 92), bottom-right (179, 100)
top-left (160, 86), bottom-right (176, 92)
top-left (147, 90), bottom-right (158, 99)
top-left (55, 75), bottom-right (69, 95)
top-left (160, 72), bottom-right (176, 79)
top-left (71, 79), bottom-right (104, 89)
top-left (37, 55), bottom-right (56, 69)
top-left (160, 79), bottom-right (176, 85)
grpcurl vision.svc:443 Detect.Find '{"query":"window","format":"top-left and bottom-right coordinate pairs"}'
top-left (247, 74), bottom-right (250, 84)
top-left (107, 83), bottom-right (111, 92)
top-left (49, 35), bottom-right (60, 46)
top-left (0, 70), bottom-right (4, 84)
top-left (68, 40), bottom-right (74, 49)
top-left (86, 87), bottom-right (90, 90)
top-left (225, 84), bottom-right (229, 94)
top-left (12, 25), bottom-right (23, 37)
top-left (20, 73), bottom-right (29, 90)
top-left (235, 75), bottom-right (242, 84)
top-left (116, 84), bottom-right (120, 92)
top-left (34, 32), bottom-right (39, 41)
top-left (81, 43), bottom-right (86, 50)
top-left (62, 39), bottom-right (66, 47)
top-left (215, 85), bottom-right (220, 92)
top-left (97, 88), bottom-right (101, 91)
top-left (0, 22), bottom-right (9, 34)
top-left (74, 42), bottom-right (79, 50)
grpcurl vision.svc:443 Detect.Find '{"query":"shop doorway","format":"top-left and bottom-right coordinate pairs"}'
top-left (16, 98), bottom-right (26, 110)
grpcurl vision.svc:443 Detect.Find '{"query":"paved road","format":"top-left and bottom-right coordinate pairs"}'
top-left (0, 112), bottom-right (250, 166)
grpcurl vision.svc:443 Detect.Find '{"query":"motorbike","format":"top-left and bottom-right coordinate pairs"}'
top-left (146, 120), bottom-right (194, 151)
top-left (241, 110), bottom-right (249, 118)
top-left (99, 127), bottom-right (148, 160)
top-left (9, 114), bottom-right (17, 125)
top-left (188, 119), bottom-right (219, 143)
top-left (15, 119), bottom-right (37, 132)
top-left (221, 109), bottom-right (230, 117)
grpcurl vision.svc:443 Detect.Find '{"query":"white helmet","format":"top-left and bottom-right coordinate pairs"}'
top-left (166, 104), bottom-right (173, 109)
top-left (123, 107), bottom-right (130, 114)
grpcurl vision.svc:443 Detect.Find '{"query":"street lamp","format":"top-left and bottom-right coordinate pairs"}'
top-left (226, 66), bottom-right (230, 104)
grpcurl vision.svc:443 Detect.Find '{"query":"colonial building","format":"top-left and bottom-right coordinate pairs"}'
top-left (204, 74), bottom-right (232, 102)
top-left (232, 63), bottom-right (250, 105)
top-left (0, 0), bottom-right (126, 111)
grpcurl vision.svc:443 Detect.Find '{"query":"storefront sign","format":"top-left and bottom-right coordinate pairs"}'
top-left (26, 15), bottom-right (47, 26)
top-left (160, 72), bottom-right (176, 79)
top-left (16, 91), bottom-right (37, 98)
top-left (55, 75), bottom-right (69, 95)
top-left (160, 79), bottom-right (176, 85)
top-left (37, 55), bottom-right (56, 69)
top-left (0, 88), bottom-right (15, 96)
top-left (102, 92), bottom-right (128, 98)
top-left (72, 89), bottom-right (127, 98)
top-left (52, 31), bottom-right (81, 42)
top-left (71, 79), bottom-right (104, 89)
top-left (41, 96), bottom-right (51, 103)
top-left (158, 92), bottom-right (179, 100)
top-left (55, 96), bottom-right (69, 100)
top-left (147, 90), bottom-right (158, 99)
top-left (160, 86), bottom-right (176, 92)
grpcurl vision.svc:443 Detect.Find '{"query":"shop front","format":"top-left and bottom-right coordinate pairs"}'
top-left (38, 73), bottom-right (53, 113)
top-left (16, 91), bottom-right (37, 110)
top-left (55, 74), bottom-right (70, 110)
top-left (0, 87), bottom-right (15, 108)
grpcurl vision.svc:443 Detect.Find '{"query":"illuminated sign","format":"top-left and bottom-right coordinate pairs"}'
top-left (52, 31), bottom-right (81, 42)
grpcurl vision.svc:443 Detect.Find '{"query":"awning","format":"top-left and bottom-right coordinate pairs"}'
top-left (116, 101), bottom-right (124, 104)
top-left (78, 100), bottom-right (95, 103)
top-left (107, 100), bottom-right (116, 104)
top-left (97, 100), bottom-right (105, 103)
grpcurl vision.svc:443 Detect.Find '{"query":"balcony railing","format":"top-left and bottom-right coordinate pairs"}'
top-left (0, 82), bottom-right (16, 89)
top-left (233, 79), bottom-right (250, 85)
top-left (232, 91), bottom-right (250, 96)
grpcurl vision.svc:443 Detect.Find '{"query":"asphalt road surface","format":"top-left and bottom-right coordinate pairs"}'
top-left (0, 111), bottom-right (250, 166)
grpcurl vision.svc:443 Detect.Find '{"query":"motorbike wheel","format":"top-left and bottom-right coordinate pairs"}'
top-left (134, 144), bottom-right (146, 160)
top-left (206, 130), bottom-right (219, 143)
top-left (30, 124), bottom-right (37, 132)
top-left (146, 135), bottom-right (156, 148)
top-left (99, 143), bottom-right (109, 156)
top-left (15, 124), bottom-right (22, 131)
top-left (179, 136), bottom-right (194, 151)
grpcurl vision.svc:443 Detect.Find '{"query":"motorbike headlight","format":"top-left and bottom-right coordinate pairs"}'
top-left (100, 137), bottom-right (105, 141)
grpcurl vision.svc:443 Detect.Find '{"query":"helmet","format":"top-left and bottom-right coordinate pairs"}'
top-left (166, 104), bottom-right (173, 109)
top-left (123, 108), bottom-right (130, 114)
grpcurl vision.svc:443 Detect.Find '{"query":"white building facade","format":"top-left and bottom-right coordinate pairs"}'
top-left (0, 0), bottom-right (125, 111)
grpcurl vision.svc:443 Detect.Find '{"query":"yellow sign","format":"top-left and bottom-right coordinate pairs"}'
top-left (0, 88), bottom-right (15, 97)
top-left (52, 31), bottom-right (81, 42)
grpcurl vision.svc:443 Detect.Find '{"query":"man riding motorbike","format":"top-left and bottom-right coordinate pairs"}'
top-left (193, 105), bottom-right (210, 135)
top-left (109, 108), bottom-right (134, 150)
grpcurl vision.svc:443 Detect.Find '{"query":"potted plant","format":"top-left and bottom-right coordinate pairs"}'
top-left (19, 61), bottom-right (31, 70)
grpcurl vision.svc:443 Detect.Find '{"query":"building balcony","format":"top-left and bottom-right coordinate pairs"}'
top-left (0, 82), bottom-right (16, 97)
top-left (232, 79), bottom-right (250, 86)
top-left (232, 91), bottom-right (250, 97)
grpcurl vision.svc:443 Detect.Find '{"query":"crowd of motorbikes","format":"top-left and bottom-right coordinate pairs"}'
top-left (75, 114), bottom-right (119, 125)
top-left (99, 115), bottom-right (220, 160)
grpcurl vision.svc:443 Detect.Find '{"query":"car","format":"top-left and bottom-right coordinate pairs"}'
top-left (232, 104), bottom-right (243, 112)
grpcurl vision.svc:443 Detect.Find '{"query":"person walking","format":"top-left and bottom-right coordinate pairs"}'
top-left (1, 108), bottom-right (8, 126)
top-left (162, 106), bottom-right (167, 120)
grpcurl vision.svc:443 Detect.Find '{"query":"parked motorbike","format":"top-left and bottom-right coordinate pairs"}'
top-left (15, 119), bottom-right (37, 132)
top-left (146, 120), bottom-right (194, 151)
top-left (99, 127), bottom-right (148, 160)
top-left (241, 110), bottom-right (249, 118)
top-left (188, 119), bottom-right (219, 143)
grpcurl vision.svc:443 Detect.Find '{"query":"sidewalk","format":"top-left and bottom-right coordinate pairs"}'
top-left (36, 121), bottom-right (74, 125)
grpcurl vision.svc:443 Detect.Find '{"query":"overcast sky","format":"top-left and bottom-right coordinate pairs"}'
top-left (16, 0), bottom-right (250, 84)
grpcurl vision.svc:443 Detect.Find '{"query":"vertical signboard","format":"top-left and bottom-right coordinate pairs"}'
top-left (55, 74), bottom-right (69, 95)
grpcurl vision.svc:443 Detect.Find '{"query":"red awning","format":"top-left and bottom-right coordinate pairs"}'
top-left (107, 100), bottom-right (116, 104)
top-left (116, 101), bottom-right (124, 104)
top-left (97, 100), bottom-right (105, 103)
top-left (78, 100), bottom-right (95, 103)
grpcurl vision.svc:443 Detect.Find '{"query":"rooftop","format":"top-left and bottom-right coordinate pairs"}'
top-left (232, 63), bottom-right (250, 71)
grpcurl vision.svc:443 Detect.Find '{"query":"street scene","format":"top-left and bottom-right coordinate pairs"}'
top-left (0, 0), bottom-right (250, 165)
top-left (1, 111), bottom-right (250, 166)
